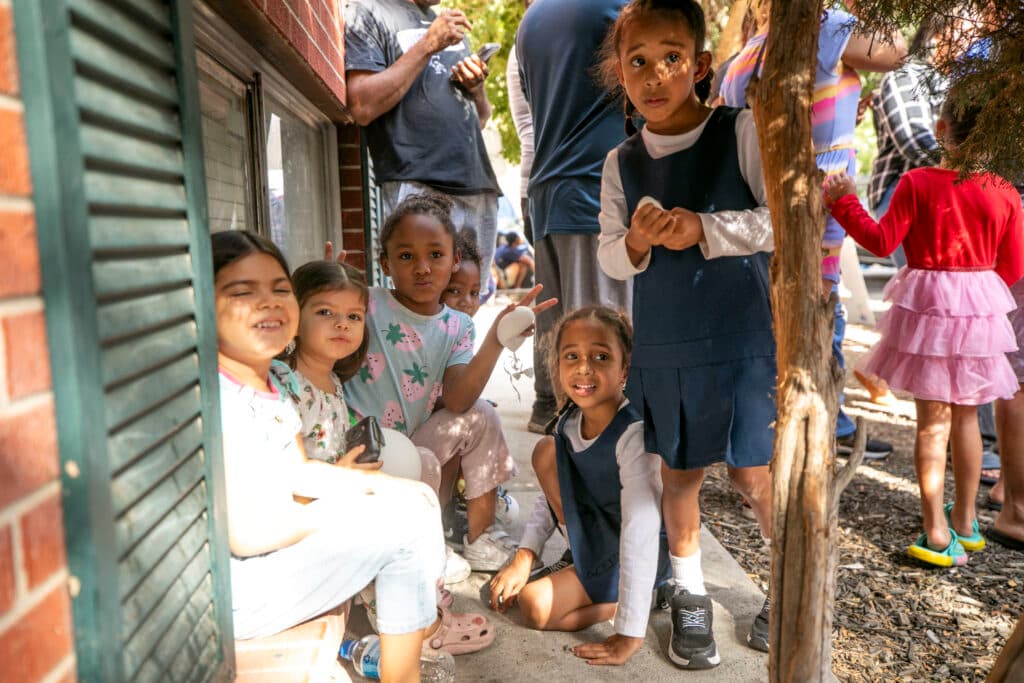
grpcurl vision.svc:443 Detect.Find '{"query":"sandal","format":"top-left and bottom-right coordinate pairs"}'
top-left (425, 607), bottom-right (495, 655)
top-left (986, 527), bottom-right (1024, 552)
top-left (943, 503), bottom-right (985, 552)
top-left (980, 450), bottom-right (1001, 486)
top-left (907, 531), bottom-right (968, 567)
top-left (983, 495), bottom-right (1003, 512)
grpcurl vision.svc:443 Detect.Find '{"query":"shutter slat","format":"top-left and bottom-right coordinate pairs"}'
top-left (154, 601), bottom-right (217, 681)
top-left (115, 447), bottom-right (205, 553)
top-left (123, 556), bottom-right (213, 678)
top-left (97, 286), bottom-right (194, 342)
top-left (115, 0), bottom-right (172, 33)
top-left (90, 216), bottom-right (190, 251)
top-left (75, 75), bottom-right (181, 143)
top-left (93, 253), bottom-right (193, 299)
top-left (120, 515), bottom-right (207, 636)
top-left (84, 170), bottom-right (188, 212)
top-left (81, 123), bottom-right (183, 178)
top-left (112, 420), bottom-right (203, 511)
top-left (102, 319), bottom-right (197, 387)
top-left (118, 482), bottom-right (206, 597)
top-left (167, 611), bottom-right (217, 682)
top-left (70, 26), bottom-right (178, 105)
top-left (105, 353), bottom-right (199, 430)
top-left (107, 386), bottom-right (202, 472)
top-left (69, 0), bottom-right (174, 68)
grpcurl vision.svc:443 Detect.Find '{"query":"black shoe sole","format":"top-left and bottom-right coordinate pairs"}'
top-left (668, 621), bottom-right (720, 669)
top-left (747, 631), bottom-right (769, 653)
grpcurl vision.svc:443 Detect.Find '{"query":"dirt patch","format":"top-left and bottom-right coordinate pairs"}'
top-left (700, 326), bottom-right (1022, 682)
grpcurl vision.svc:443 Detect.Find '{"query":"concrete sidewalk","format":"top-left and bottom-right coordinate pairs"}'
top-left (444, 301), bottom-right (769, 681)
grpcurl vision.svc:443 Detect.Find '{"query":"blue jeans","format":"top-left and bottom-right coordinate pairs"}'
top-left (833, 288), bottom-right (856, 438)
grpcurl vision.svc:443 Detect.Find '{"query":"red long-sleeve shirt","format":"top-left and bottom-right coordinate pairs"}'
top-left (831, 167), bottom-right (1024, 286)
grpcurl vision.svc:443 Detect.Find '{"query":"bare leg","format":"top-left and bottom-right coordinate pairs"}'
top-left (466, 489), bottom-right (498, 543)
top-left (438, 456), bottom-right (461, 507)
top-left (517, 566), bottom-right (616, 631)
top-left (661, 463), bottom-right (705, 557)
top-left (727, 464), bottom-right (772, 539)
top-left (994, 387), bottom-right (1024, 540)
top-left (379, 630), bottom-right (425, 683)
top-left (948, 404), bottom-right (982, 536)
top-left (532, 437), bottom-right (565, 524)
top-left (914, 399), bottom-right (953, 549)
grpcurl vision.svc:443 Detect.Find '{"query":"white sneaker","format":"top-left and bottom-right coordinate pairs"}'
top-left (462, 527), bottom-right (517, 572)
top-left (494, 487), bottom-right (520, 526)
top-left (444, 545), bottom-right (472, 585)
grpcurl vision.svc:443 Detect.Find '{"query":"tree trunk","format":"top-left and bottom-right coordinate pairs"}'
top-left (987, 615), bottom-right (1024, 683)
top-left (749, 1), bottom-right (860, 680)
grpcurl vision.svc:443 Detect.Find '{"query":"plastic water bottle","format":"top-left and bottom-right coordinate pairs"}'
top-left (339, 635), bottom-right (455, 682)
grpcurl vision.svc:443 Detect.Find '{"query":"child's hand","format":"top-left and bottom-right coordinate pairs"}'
top-left (822, 172), bottom-right (856, 206)
top-left (572, 634), bottom-right (644, 666)
top-left (323, 241), bottom-right (347, 265)
top-left (336, 444), bottom-right (384, 472)
top-left (488, 549), bottom-right (534, 611)
top-left (488, 284), bottom-right (558, 343)
top-left (626, 202), bottom-right (676, 252)
top-left (661, 208), bottom-right (704, 251)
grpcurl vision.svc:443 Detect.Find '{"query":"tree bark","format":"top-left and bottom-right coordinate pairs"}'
top-left (987, 615), bottom-right (1024, 683)
top-left (749, 1), bottom-right (856, 680)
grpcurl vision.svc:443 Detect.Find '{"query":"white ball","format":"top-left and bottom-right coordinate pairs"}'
top-left (496, 307), bottom-right (536, 352)
top-left (379, 428), bottom-right (422, 481)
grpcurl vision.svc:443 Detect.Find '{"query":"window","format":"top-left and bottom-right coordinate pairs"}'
top-left (193, 2), bottom-right (341, 266)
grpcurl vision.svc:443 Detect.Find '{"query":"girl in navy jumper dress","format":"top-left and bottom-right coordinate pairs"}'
top-left (487, 307), bottom-right (670, 666)
top-left (596, 0), bottom-right (776, 668)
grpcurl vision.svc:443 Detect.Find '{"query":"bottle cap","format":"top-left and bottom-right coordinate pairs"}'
top-left (339, 639), bottom-right (358, 661)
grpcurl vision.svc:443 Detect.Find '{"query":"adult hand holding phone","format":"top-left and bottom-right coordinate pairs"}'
top-left (451, 53), bottom-right (490, 93)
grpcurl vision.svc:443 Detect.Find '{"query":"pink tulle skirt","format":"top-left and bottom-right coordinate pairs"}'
top-left (859, 268), bottom-right (1021, 405)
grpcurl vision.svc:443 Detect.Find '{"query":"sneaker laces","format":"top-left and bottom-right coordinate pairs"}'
top-left (677, 606), bottom-right (708, 630)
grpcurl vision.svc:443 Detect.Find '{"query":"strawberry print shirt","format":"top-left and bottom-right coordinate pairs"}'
top-left (344, 287), bottom-right (475, 435)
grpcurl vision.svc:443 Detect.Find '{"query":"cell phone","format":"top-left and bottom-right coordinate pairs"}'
top-left (476, 42), bottom-right (500, 64)
top-left (344, 416), bottom-right (385, 464)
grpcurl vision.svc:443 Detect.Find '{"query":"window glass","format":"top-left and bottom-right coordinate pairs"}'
top-left (265, 96), bottom-right (328, 265)
top-left (197, 55), bottom-right (255, 233)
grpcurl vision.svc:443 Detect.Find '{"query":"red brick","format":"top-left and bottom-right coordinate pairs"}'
top-left (0, 4), bottom-right (18, 96)
top-left (0, 108), bottom-right (31, 196)
top-left (19, 494), bottom-right (66, 590)
top-left (0, 525), bottom-right (14, 615)
top-left (0, 586), bottom-right (73, 682)
top-left (341, 209), bottom-right (364, 232)
top-left (340, 166), bottom-right (362, 188)
top-left (0, 209), bottom-right (42, 298)
top-left (2, 310), bottom-right (51, 400)
top-left (341, 188), bottom-right (363, 210)
top-left (0, 398), bottom-right (58, 509)
top-left (342, 230), bottom-right (365, 251)
top-left (344, 252), bottom-right (366, 271)
top-left (264, 0), bottom-right (290, 34)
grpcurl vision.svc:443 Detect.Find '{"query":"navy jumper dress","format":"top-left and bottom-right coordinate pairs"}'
top-left (618, 107), bottom-right (777, 471)
top-left (553, 403), bottom-right (671, 604)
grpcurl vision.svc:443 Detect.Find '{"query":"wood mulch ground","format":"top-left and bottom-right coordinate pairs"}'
top-left (700, 324), bottom-right (1022, 683)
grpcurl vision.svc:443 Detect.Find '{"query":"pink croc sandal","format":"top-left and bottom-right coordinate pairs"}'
top-left (425, 607), bottom-right (495, 656)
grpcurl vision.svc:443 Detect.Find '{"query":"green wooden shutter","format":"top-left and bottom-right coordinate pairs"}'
top-left (13, 0), bottom-right (234, 681)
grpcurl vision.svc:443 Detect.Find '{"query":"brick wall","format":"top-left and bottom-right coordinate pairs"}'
top-left (338, 125), bottom-right (367, 271)
top-left (251, 0), bottom-right (346, 105)
top-left (0, 1), bottom-right (76, 681)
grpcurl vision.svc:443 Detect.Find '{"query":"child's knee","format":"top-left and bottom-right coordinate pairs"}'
top-left (517, 584), bottom-right (550, 630)
top-left (661, 465), bottom-right (704, 495)
top-left (531, 436), bottom-right (556, 475)
top-left (727, 465), bottom-right (769, 498)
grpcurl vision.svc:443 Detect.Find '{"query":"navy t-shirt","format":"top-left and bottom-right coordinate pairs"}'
top-left (344, 0), bottom-right (500, 195)
top-left (516, 0), bottom-right (626, 239)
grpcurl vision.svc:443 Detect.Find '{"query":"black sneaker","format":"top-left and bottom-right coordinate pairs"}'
top-left (668, 589), bottom-right (720, 669)
top-left (527, 399), bottom-right (557, 434)
top-left (836, 433), bottom-right (893, 460)
top-left (652, 582), bottom-right (673, 611)
top-left (442, 502), bottom-right (468, 552)
top-left (747, 596), bottom-right (769, 652)
top-left (528, 548), bottom-right (573, 582)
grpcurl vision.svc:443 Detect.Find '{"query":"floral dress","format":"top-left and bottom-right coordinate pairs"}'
top-left (271, 364), bottom-right (351, 463)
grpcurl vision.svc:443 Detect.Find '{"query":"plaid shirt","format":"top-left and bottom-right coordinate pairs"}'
top-left (868, 60), bottom-right (948, 210)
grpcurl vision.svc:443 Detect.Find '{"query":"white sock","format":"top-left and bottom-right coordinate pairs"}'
top-left (670, 550), bottom-right (706, 596)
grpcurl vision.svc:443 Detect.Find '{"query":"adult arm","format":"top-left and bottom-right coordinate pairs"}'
top-left (451, 54), bottom-right (492, 126)
top-left (841, 2), bottom-right (907, 72)
top-left (875, 68), bottom-right (941, 169)
top-left (345, 10), bottom-right (471, 126)
top-left (507, 47), bottom-right (535, 187)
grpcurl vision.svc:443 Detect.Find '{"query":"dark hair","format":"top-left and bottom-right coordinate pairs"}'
top-left (379, 193), bottom-right (457, 255)
top-left (544, 306), bottom-right (634, 416)
top-left (597, 0), bottom-right (714, 135)
top-left (211, 230), bottom-right (291, 280)
top-left (455, 228), bottom-right (483, 269)
top-left (940, 87), bottom-right (983, 146)
top-left (909, 12), bottom-right (948, 56)
top-left (286, 260), bottom-right (370, 383)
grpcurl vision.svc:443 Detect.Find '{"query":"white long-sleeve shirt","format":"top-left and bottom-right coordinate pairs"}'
top-left (519, 406), bottom-right (663, 638)
top-left (506, 47), bottom-right (534, 199)
top-left (597, 108), bottom-right (774, 281)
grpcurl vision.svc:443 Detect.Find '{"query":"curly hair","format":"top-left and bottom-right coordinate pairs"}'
top-left (595, 0), bottom-right (714, 135)
top-left (285, 260), bottom-right (370, 383)
top-left (454, 227), bottom-right (483, 269)
top-left (543, 306), bottom-right (634, 419)
top-left (379, 193), bottom-right (457, 255)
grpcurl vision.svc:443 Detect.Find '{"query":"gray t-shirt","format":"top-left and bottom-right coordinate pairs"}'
top-left (344, 0), bottom-right (499, 195)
